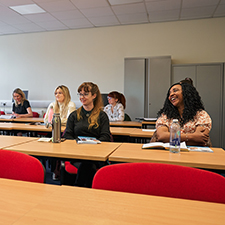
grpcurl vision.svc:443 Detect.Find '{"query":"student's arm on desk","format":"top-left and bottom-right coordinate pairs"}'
top-left (157, 126), bottom-right (210, 146)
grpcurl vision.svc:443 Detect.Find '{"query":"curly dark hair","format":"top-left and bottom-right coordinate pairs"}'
top-left (157, 83), bottom-right (205, 126)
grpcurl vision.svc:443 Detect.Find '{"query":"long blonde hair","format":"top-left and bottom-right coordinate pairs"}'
top-left (54, 85), bottom-right (71, 114)
top-left (13, 88), bottom-right (27, 106)
top-left (77, 82), bottom-right (103, 129)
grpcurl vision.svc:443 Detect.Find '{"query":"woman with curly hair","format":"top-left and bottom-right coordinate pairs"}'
top-left (156, 82), bottom-right (212, 146)
top-left (64, 82), bottom-right (111, 187)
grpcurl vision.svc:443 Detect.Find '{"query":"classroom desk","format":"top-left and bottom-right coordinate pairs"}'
top-left (0, 135), bottom-right (38, 149)
top-left (109, 143), bottom-right (225, 170)
top-left (0, 122), bottom-right (66, 133)
top-left (110, 127), bottom-right (136, 136)
top-left (110, 121), bottom-right (142, 128)
top-left (1, 178), bottom-right (224, 225)
top-left (5, 139), bottom-right (122, 161)
top-left (130, 128), bottom-right (154, 140)
top-left (0, 117), bottom-right (44, 123)
top-left (141, 120), bottom-right (156, 128)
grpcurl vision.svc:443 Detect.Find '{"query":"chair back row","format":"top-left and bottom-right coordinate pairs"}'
top-left (0, 149), bottom-right (45, 183)
top-left (92, 162), bottom-right (225, 204)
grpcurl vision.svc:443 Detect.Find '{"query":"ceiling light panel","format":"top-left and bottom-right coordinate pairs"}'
top-left (108, 0), bottom-right (143, 6)
top-left (9, 4), bottom-right (45, 15)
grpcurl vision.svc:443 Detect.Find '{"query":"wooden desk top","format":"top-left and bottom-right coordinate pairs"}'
top-left (142, 121), bottom-right (156, 125)
top-left (0, 135), bottom-right (38, 149)
top-left (1, 178), bottom-right (224, 225)
top-left (13, 118), bottom-right (44, 123)
top-left (129, 128), bottom-right (154, 138)
top-left (5, 139), bottom-right (122, 161)
top-left (0, 117), bottom-right (44, 123)
top-left (110, 121), bottom-right (142, 128)
top-left (0, 123), bottom-right (66, 132)
top-left (110, 127), bottom-right (136, 136)
top-left (109, 143), bottom-right (225, 170)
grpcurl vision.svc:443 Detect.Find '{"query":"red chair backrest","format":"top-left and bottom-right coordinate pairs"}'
top-left (33, 112), bottom-right (39, 118)
top-left (92, 162), bottom-right (225, 204)
top-left (0, 149), bottom-right (45, 183)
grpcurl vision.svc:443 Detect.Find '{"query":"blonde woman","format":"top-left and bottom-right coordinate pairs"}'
top-left (64, 82), bottom-right (111, 187)
top-left (12, 88), bottom-right (33, 118)
top-left (45, 85), bottom-right (76, 181)
top-left (44, 85), bottom-right (76, 126)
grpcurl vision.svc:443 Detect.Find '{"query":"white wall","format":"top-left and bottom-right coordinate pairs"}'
top-left (0, 17), bottom-right (225, 103)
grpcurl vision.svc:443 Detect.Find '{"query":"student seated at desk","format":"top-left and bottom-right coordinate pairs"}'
top-left (155, 82), bottom-right (212, 146)
top-left (44, 85), bottom-right (76, 126)
top-left (104, 91), bottom-right (126, 121)
top-left (44, 85), bottom-right (76, 181)
top-left (63, 82), bottom-right (111, 188)
top-left (12, 88), bottom-right (33, 118)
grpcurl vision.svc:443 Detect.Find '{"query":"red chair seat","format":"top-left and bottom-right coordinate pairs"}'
top-left (65, 161), bottom-right (78, 174)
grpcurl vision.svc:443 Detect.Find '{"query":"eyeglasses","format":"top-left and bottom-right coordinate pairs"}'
top-left (77, 92), bottom-right (90, 98)
top-left (107, 96), bottom-right (112, 100)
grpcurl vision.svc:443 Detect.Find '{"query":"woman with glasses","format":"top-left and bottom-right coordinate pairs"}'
top-left (44, 85), bottom-right (76, 126)
top-left (63, 82), bottom-right (111, 187)
top-left (104, 91), bottom-right (126, 121)
top-left (12, 88), bottom-right (33, 118)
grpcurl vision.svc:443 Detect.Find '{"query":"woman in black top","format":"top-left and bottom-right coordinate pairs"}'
top-left (12, 88), bottom-right (33, 118)
top-left (64, 82), bottom-right (111, 187)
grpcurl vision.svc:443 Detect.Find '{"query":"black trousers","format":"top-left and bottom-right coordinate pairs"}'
top-left (71, 160), bottom-right (105, 188)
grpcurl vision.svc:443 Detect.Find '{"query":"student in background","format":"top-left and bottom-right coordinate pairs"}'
top-left (155, 82), bottom-right (212, 146)
top-left (45, 85), bottom-right (76, 181)
top-left (44, 85), bottom-right (76, 126)
top-left (104, 91), bottom-right (126, 121)
top-left (64, 82), bottom-right (111, 187)
top-left (12, 88), bottom-right (33, 118)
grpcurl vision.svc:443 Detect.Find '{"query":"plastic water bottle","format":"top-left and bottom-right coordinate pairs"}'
top-left (169, 119), bottom-right (180, 153)
top-left (52, 113), bottom-right (61, 143)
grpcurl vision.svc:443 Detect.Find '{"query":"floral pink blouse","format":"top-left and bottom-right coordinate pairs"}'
top-left (156, 110), bottom-right (212, 134)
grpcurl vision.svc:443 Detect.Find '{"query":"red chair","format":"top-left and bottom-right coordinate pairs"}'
top-left (0, 149), bottom-right (45, 183)
top-left (92, 162), bottom-right (225, 204)
top-left (0, 111), bottom-right (5, 115)
top-left (32, 112), bottom-right (39, 118)
top-left (61, 161), bottom-right (78, 185)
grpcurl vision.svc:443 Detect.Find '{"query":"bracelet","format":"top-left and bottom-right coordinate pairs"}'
top-left (186, 134), bottom-right (188, 142)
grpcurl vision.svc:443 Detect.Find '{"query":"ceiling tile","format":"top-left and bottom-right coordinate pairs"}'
top-left (182, 0), bottom-right (220, 9)
top-left (50, 9), bottom-right (85, 20)
top-left (36, 20), bottom-right (67, 29)
top-left (112, 3), bottom-right (146, 15)
top-left (61, 17), bottom-right (93, 28)
top-left (117, 12), bottom-right (148, 24)
top-left (149, 9), bottom-right (179, 22)
top-left (80, 6), bottom-right (114, 17)
top-left (0, 0), bottom-right (34, 7)
top-left (70, 0), bottom-right (109, 9)
top-left (146, 0), bottom-right (181, 12)
top-left (38, 0), bottom-right (77, 12)
top-left (1, 14), bottom-right (31, 25)
top-left (181, 6), bottom-right (216, 19)
top-left (13, 22), bottom-right (45, 32)
top-left (88, 15), bottom-right (120, 26)
top-left (214, 5), bottom-right (225, 17)
top-left (24, 13), bottom-right (57, 22)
